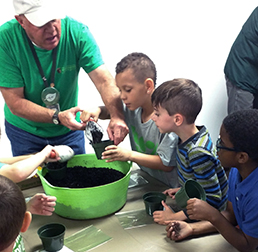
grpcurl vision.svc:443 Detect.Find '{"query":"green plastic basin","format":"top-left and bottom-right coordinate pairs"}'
top-left (37, 154), bottom-right (132, 219)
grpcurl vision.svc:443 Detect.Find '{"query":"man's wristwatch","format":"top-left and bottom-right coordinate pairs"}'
top-left (52, 110), bottom-right (60, 125)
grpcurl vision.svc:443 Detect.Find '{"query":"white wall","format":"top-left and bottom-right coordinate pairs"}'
top-left (0, 1), bottom-right (257, 157)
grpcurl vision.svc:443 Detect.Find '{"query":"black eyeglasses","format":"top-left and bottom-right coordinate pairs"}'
top-left (216, 138), bottom-right (239, 152)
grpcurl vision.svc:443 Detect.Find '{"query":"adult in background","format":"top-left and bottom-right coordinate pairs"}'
top-left (224, 6), bottom-right (258, 114)
top-left (0, 0), bottom-right (128, 156)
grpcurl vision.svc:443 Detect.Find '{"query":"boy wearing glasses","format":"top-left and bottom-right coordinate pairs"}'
top-left (151, 78), bottom-right (228, 224)
top-left (166, 109), bottom-right (258, 251)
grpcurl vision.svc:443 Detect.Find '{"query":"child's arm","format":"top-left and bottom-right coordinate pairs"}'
top-left (165, 200), bottom-right (232, 240)
top-left (80, 106), bottom-right (110, 123)
top-left (166, 219), bottom-right (217, 241)
top-left (163, 188), bottom-right (180, 199)
top-left (0, 154), bottom-right (33, 164)
top-left (153, 188), bottom-right (185, 224)
top-left (98, 106), bottom-right (111, 119)
top-left (0, 145), bottom-right (60, 183)
top-left (186, 198), bottom-right (258, 251)
top-left (102, 145), bottom-right (174, 171)
top-left (26, 193), bottom-right (57, 216)
top-left (153, 200), bottom-right (187, 224)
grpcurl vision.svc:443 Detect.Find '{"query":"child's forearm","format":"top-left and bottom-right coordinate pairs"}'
top-left (99, 106), bottom-right (110, 119)
top-left (0, 154), bottom-right (33, 164)
top-left (0, 152), bottom-right (47, 183)
top-left (173, 210), bottom-right (188, 221)
top-left (209, 212), bottom-right (257, 251)
top-left (189, 220), bottom-right (218, 236)
top-left (130, 151), bottom-right (174, 172)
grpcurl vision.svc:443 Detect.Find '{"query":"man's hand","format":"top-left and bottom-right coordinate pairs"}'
top-left (26, 193), bottom-right (56, 216)
top-left (58, 106), bottom-right (85, 131)
top-left (107, 118), bottom-right (129, 145)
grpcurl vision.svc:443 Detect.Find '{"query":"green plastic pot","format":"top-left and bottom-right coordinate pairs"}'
top-left (175, 179), bottom-right (206, 209)
top-left (143, 191), bottom-right (166, 216)
top-left (92, 140), bottom-right (114, 159)
top-left (37, 154), bottom-right (132, 219)
top-left (43, 161), bottom-right (67, 181)
top-left (37, 223), bottom-right (65, 252)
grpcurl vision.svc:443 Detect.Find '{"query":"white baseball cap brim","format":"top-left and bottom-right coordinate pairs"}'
top-left (14, 0), bottom-right (65, 27)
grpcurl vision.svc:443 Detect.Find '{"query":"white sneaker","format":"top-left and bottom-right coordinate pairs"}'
top-left (54, 145), bottom-right (74, 162)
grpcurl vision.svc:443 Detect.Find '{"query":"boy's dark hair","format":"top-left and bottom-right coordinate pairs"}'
top-left (151, 78), bottom-right (202, 124)
top-left (0, 175), bottom-right (26, 250)
top-left (115, 52), bottom-right (157, 86)
top-left (223, 109), bottom-right (258, 162)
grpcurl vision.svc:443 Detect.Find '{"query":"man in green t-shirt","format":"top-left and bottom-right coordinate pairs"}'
top-left (0, 0), bottom-right (128, 156)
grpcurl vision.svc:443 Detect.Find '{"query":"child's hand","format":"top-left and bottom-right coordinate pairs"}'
top-left (166, 221), bottom-right (193, 241)
top-left (26, 193), bottom-right (57, 216)
top-left (40, 145), bottom-right (60, 162)
top-left (186, 198), bottom-right (218, 221)
top-left (80, 108), bottom-right (101, 124)
top-left (101, 145), bottom-right (131, 162)
top-left (41, 145), bottom-right (61, 162)
top-left (163, 187), bottom-right (180, 199)
top-left (153, 201), bottom-right (175, 225)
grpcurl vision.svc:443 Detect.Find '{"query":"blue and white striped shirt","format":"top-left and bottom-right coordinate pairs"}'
top-left (177, 126), bottom-right (228, 211)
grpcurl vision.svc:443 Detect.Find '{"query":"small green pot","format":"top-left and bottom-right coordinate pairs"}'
top-left (37, 223), bottom-right (66, 252)
top-left (175, 179), bottom-right (206, 209)
top-left (92, 140), bottom-right (114, 159)
top-left (143, 191), bottom-right (166, 216)
top-left (44, 161), bottom-right (67, 181)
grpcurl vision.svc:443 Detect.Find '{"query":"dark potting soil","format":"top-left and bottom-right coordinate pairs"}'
top-left (46, 161), bottom-right (67, 170)
top-left (45, 166), bottom-right (125, 188)
top-left (87, 120), bottom-right (103, 144)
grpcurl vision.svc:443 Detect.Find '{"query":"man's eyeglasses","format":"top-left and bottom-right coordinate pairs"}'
top-left (216, 138), bottom-right (239, 152)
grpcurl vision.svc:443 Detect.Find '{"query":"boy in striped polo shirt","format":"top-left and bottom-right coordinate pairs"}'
top-left (151, 78), bottom-right (228, 224)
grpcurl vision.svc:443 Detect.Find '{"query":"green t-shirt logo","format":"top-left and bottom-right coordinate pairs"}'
top-left (131, 126), bottom-right (158, 154)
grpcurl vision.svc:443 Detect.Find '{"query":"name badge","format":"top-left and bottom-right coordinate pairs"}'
top-left (41, 86), bottom-right (60, 111)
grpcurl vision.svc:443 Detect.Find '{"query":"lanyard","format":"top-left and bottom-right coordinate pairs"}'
top-left (27, 35), bottom-right (57, 88)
